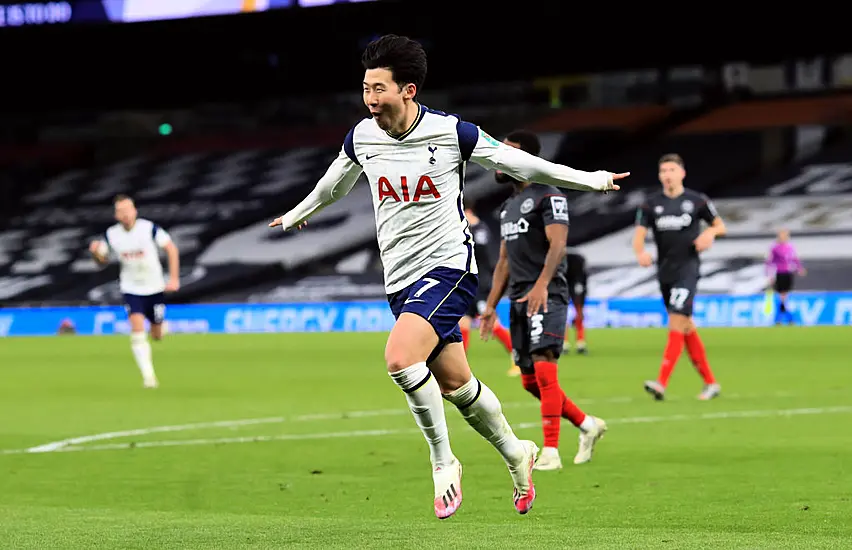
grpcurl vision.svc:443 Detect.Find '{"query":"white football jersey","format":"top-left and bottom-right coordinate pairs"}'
top-left (347, 106), bottom-right (481, 292)
top-left (104, 218), bottom-right (172, 296)
top-left (276, 103), bottom-right (613, 294)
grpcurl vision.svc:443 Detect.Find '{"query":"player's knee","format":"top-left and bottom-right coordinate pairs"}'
top-left (531, 350), bottom-right (556, 363)
top-left (385, 313), bottom-right (440, 372)
top-left (129, 313), bottom-right (146, 333)
top-left (668, 313), bottom-right (690, 333)
top-left (385, 344), bottom-right (430, 373)
top-left (384, 351), bottom-right (413, 373)
top-left (436, 373), bottom-right (468, 394)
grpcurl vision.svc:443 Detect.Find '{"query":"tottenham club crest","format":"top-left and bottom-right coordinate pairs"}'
top-left (681, 199), bottom-right (694, 213)
top-left (655, 205), bottom-right (664, 214)
top-left (427, 144), bottom-right (437, 164)
top-left (520, 198), bottom-right (535, 214)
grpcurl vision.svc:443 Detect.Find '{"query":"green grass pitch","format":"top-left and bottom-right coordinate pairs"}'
top-left (1, 327), bottom-right (850, 549)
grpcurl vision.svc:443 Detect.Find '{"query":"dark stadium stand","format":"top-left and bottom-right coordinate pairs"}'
top-left (3, 95), bottom-right (850, 305)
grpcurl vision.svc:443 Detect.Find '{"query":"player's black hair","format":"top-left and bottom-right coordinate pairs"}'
top-left (659, 153), bottom-right (684, 168)
top-left (113, 194), bottom-right (134, 204)
top-left (361, 34), bottom-right (427, 93)
top-left (463, 196), bottom-right (476, 211)
top-left (505, 130), bottom-right (541, 156)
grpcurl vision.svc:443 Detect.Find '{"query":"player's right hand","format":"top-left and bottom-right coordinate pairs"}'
top-left (479, 307), bottom-right (498, 341)
top-left (89, 240), bottom-right (107, 263)
top-left (637, 251), bottom-right (653, 267)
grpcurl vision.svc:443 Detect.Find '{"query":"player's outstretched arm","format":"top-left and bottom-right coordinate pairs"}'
top-left (462, 124), bottom-right (628, 192)
top-left (269, 150), bottom-right (363, 230)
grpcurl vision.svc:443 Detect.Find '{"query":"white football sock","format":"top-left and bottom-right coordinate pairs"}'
top-left (444, 374), bottom-right (525, 466)
top-left (130, 332), bottom-right (156, 381)
top-left (389, 362), bottom-right (454, 468)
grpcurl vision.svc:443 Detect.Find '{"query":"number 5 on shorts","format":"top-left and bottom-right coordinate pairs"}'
top-left (669, 287), bottom-right (690, 310)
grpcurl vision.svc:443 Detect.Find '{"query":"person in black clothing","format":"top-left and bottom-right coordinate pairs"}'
top-left (481, 130), bottom-right (607, 471)
top-left (459, 198), bottom-right (515, 364)
top-left (563, 247), bottom-right (589, 354)
top-left (633, 153), bottom-right (726, 402)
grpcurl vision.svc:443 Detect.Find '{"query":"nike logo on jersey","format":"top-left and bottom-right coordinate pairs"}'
top-left (404, 298), bottom-right (426, 305)
top-left (365, 154), bottom-right (379, 160)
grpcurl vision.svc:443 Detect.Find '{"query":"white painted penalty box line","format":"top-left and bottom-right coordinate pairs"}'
top-left (2, 405), bottom-right (851, 456)
top-left (9, 390), bottom-right (802, 455)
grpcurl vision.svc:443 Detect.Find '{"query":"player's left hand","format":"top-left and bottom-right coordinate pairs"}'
top-left (518, 283), bottom-right (548, 316)
top-left (269, 217), bottom-right (308, 230)
top-left (694, 231), bottom-right (715, 252)
top-left (607, 172), bottom-right (630, 191)
top-left (165, 278), bottom-right (180, 293)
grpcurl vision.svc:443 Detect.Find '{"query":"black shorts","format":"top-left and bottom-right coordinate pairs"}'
top-left (566, 254), bottom-right (587, 306)
top-left (465, 296), bottom-right (488, 318)
top-left (659, 274), bottom-right (698, 317)
top-left (773, 272), bottom-right (794, 293)
top-left (465, 288), bottom-right (490, 318)
top-left (567, 273), bottom-right (587, 306)
top-left (509, 297), bottom-right (568, 374)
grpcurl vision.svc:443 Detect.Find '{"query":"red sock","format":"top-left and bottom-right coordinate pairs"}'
top-left (492, 322), bottom-right (513, 354)
top-left (523, 372), bottom-right (586, 426)
top-left (658, 331), bottom-right (685, 387)
top-left (684, 331), bottom-right (716, 384)
top-left (560, 392), bottom-right (587, 428)
top-left (521, 373), bottom-right (540, 399)
top-left (534, 361), bottom-right (566, 448)
top-left (575, 314), bottom-right (585, 342)
top-left (461, 326), bottom-right (470, 351)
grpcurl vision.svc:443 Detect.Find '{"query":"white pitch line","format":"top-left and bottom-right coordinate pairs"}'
top-left (15, 390), bottom-right (811, 455)
top-left (3, 405), bottom-right (850, 456)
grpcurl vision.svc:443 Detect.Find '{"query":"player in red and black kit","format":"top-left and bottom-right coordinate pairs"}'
top-left (634, 154), bottom-right (726, 401)
top-left (480, 130), bottom-right (607, 471)
top-left (563, 247), bottom-right (589, 354)
top-left (459, 198), bottom-right (515, 368)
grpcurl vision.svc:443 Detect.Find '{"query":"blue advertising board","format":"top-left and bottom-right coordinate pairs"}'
top-left (2, 292), bottom-right (850, 337)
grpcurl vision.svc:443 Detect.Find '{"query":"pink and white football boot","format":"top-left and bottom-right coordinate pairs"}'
top-left (509, 440), bottom-right (539, 514)
top-left (433, 459), bottom-right (463, 519)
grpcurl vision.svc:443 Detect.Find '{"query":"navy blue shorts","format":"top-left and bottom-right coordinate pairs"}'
top-left (123, 293), bottom-right (166, 325)
top-left (387, 267), bottom-right (478, 364)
